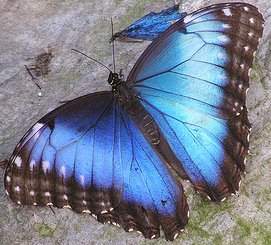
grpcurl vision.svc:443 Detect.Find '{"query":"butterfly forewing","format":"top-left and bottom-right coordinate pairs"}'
top-left (111, 4), bottom-right (187, 42)
top-left (128, 3), bottom-right (264, 201)
top-left (5, 92), bottom-right (123, 212)
top-left (4, 92), bottom-right (188, 240)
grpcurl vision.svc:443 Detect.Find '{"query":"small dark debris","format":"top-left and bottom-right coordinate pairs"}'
top-left (161, 199), bottom-right (167, 206)
top-left (25, 45), bottom-right (53, 80)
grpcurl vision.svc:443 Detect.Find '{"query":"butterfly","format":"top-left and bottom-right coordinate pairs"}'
top-left (3, 2), bottom-right (264, 241)
top-left (111, 4), bottom-right (187, 42)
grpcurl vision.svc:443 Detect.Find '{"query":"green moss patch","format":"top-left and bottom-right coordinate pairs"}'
top-left (38, 223), bottom-right (54, 238)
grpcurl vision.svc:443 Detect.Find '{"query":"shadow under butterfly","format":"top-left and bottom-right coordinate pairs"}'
top-left (3, 2), bottom-right (264, 241)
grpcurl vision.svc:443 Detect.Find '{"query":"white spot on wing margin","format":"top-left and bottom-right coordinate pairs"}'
top-left (42, 161), bottom-right (50, 172)
top-left (15, 156), bottom-right (22, 167)
top-left (223, 8), bottom-right (232, 16)
top-left (244, 6), bottom-right (249, 11)
top-left (249, 18), bottom-right (255, 24)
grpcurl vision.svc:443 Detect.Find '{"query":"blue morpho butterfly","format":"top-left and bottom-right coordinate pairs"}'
top-left (111, 4), bottom-right (187, 41)
top-left (3, 2), bottom-right (264, 241)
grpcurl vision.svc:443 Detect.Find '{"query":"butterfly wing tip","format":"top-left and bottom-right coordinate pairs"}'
top-left (161, 208), bottom-right (189, 241)
top-left (164, 226), bottom-right (187, 241)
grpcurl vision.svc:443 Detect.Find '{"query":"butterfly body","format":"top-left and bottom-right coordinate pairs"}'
top-left (3, 2), bottom-right (263, 241)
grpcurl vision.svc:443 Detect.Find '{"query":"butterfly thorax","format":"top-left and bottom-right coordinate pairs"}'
top-left (108, 72), bottom-right (137, 109)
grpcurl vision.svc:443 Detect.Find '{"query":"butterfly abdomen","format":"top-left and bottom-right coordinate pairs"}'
top-left (126, 100), bottom-right (160, 146)
top-left (114, 80), bottom-right (161, 146)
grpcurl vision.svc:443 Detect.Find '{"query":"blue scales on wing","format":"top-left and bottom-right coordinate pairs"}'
top-left (4, 92), bottom-right (188, 240)
top-left (127, 3), bottom-right (264, 201)
top-left (111, 4), bottom-right (187, 42)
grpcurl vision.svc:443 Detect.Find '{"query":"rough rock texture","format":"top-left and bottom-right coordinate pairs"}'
top-left (0, 0), bottom-right (270, 244)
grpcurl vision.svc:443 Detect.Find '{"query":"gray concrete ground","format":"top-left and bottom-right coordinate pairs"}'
top-left (0, 0), bottom-right (270, 244)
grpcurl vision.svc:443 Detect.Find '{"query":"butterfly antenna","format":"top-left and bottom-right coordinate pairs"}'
top-left (111, 17), bottom-right (116, 73)
top-left (71, 49), bottom-right (111, 72)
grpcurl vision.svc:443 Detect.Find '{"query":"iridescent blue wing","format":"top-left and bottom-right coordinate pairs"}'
top-left (111, 5), bottom-right (187, 42)
top-left (127, 3), bottom-right (264, 201)
top-left (4, 92), bottom-right (188, 240)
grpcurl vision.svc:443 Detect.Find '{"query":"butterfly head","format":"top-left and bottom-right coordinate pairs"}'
top-left (108, 71), bottom-right (122, 87)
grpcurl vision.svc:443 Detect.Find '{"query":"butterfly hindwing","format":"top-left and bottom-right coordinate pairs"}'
top-left (4, 92), bottom-right (188, 240)
top-left (127, 3), bottom-right (264, 200)
top-left (109, 101), bottom-right (188, 240)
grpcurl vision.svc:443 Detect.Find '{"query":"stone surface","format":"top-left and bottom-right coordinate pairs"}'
top-left (0, 0), bottom-right (270, 244)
